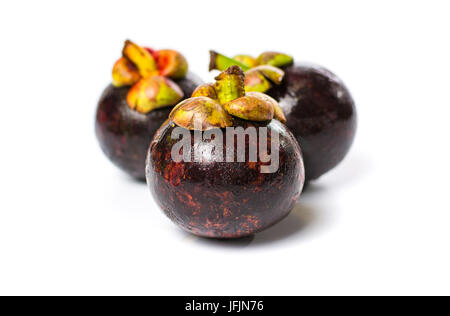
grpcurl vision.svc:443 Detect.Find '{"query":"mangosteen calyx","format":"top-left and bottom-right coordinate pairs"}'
top-left (209, 50), bottom-right (293, 94)
top-left (112, 40), bottom-right (191, 114)
top-left (170, 66), bottom-right (286, 131)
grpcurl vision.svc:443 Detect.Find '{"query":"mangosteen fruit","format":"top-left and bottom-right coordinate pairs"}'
top-left (209, 51), bottom-right (357, 181)
top-left (95, 40), bottom-right (203, 180)
top-left (146, 66), bottom-right (305, 238)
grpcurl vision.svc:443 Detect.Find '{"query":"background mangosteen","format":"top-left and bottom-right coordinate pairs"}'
top-left (95, 40), bottom-right (203, 180)
top-left (210, 51), bottom-right (357, 181)
top-left (147, 66), bottom-right (305, 238)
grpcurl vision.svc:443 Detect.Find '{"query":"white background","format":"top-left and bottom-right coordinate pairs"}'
top-left (0, 0), bottom-right (449, 296)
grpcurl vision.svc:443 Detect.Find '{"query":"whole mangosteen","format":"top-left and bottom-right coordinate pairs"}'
top-left (95, 40), bottom-right (202, 180)
top-left (210, 51), bottom-right (357, 181)
top-left (146, 66), bottom-right (305, 238)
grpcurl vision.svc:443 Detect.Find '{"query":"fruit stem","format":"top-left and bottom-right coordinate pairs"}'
top-left (209, 50), bottom-right (250, 72)
top-left (214, 66), bottom-right (246, 105)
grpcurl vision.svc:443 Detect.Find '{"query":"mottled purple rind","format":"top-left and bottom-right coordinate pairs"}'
top-left (147, 118), bottom-right (305, 238)
top-left (95, 72), bottom-right (203, 180)
top-left (268, 63), bottom-right (357, 181)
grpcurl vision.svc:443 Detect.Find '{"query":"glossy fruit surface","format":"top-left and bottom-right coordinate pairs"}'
top-left (268, 63), bottom-right (357, 180)
top-left (147, 118), bottom-right (304, 238)
top-left (95, 72), bottom-right (202, 180)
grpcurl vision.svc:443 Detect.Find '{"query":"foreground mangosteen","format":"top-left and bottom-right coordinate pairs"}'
top-left (95, 40), bottom-right (202, 180)
top-left (210, 51), bottom-right (357, 181)
top-left (147, 66), bottom-right (305, 238)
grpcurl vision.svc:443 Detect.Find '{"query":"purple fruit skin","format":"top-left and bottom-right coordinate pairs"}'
top-left (147, 118), bottom-right (305, 238)
top-left (268, 63), bottom-right (357, 181)
top-left (95, 72), bottom-right (203, 180)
